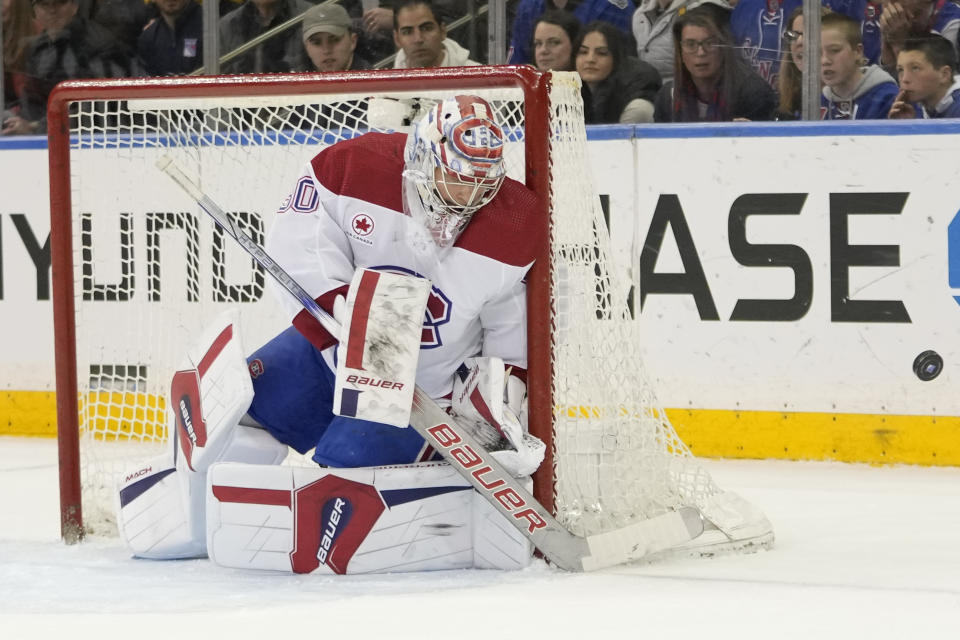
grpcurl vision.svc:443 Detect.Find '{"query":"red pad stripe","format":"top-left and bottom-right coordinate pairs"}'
top-left (345, 270), bottom-right (380, 370)
top-left (470, 387), bottom-right (506, 437)
top-left (507, 366), bottom-right (527, 385)
top-left (212, 485), bottom-right (292, 509)
top-left (196, 325), bottom-right (233, 378)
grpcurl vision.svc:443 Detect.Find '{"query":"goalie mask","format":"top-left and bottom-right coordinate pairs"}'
top-left (403, 95), bottom-right (506, 248)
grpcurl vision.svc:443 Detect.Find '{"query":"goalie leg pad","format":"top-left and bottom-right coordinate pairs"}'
top-left (116, 453), bottom-right (205, 559)
top-left (172, 310), bottom-right (254, 472)
top-left (116, 425), bottom-right (289, 560)
top-left (206, 462), bottom-right (532, 574)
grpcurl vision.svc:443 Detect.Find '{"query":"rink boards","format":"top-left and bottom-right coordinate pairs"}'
top-left (3, 120), bottom-right (960, 465)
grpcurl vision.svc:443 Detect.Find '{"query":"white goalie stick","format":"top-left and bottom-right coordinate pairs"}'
top-left (157, 155), bottom-right (705, 571)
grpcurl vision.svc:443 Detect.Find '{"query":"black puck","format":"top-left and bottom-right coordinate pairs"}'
top-left (913, 350), bottom-right (943, 381)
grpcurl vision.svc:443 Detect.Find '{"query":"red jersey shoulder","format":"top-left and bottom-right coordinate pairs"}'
top-left (456, 177), bottom-right (541, 268)
top-left (310, 132), bottom-right (406, 211)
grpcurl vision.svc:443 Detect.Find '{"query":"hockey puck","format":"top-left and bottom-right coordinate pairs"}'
top-left (913, 350), bottom-right (943, 381)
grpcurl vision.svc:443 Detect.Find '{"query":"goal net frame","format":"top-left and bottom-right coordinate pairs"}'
top-left (48, 66), bottom-right (772, 555)
top-left (49, 67), bottom-right (556, 542)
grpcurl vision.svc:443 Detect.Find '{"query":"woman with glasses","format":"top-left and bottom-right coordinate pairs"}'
top-left (654, 4), bottom-right (775, 121)
top-left (574, 20), bottom-right (662, 123)
top-left (632, 0), bottom-right (733, 85)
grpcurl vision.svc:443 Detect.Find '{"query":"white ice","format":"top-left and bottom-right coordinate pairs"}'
top-left (2, 435), bottom-right (958, 639)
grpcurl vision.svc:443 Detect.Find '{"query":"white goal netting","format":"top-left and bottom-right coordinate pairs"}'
top-left (51, 70), bottom-right (770, 551)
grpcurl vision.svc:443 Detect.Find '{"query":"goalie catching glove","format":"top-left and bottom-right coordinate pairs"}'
top-left (451, 357), bottom-right (545, 477)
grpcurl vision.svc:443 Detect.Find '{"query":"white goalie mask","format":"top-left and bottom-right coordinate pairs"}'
top-left (403, 95), bottom-right (507, 248)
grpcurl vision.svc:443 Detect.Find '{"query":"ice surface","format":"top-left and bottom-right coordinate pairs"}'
top-left (2, 436), bottom-right (958, 639)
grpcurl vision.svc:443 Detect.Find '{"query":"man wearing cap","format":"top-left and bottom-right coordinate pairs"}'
top-left (301, 3), bottom-right (370, 71)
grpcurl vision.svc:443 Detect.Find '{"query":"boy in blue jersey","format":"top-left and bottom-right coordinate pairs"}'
top-left (820, 12), bottom-right (899, 118)
top-left (889, 34), bottom-right (960, 117)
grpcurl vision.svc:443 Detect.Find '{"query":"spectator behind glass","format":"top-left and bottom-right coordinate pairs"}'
top-left (3, 0), bottom-right (40, 113)
top-left (633, 0), bottom-right (731, 85)
top-left (508, 0), bottom-right (636, 65)
top-left (533, 9), bottom-right (580, 71)
top-left (77, 0), bottom-right (151, 57)
top-left (3, 0), bottom-right (139, 135)
top-left (654, 5), bottom-right (776, 121)
top-left (340, 0), bottom-right (393, 64)
top-left (776, 6), bottom-right (830, 120)
top-left (730, 0), bottom-right (802, 89)
top-left (879, 0), bottom-right (960, 67)
top-left (821, 12), bottom-right (898, 118)
top-left (219, 0), bottom-right (312, 74)
top-left (575, 20), bottom-right (662, 123)
top-left (392, 0), bottom-right (477, 68)
top-left (889, 34), bottom-right (960, 117)
top-left (138, 0), bottom-right (203, 76)
top-left (358, 1), bottom-right (489, 65)
top-left (301, 2), bottom-right (370, 70)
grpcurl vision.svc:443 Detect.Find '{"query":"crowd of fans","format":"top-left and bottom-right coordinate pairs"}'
top-left (3, 0), bottom-right (960, 134)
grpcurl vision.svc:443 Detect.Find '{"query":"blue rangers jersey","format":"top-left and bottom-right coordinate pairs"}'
top-left (917, 78), bottom-right (960, 117)
top-left (821, 64), bottom-right (898, 119)
top-left (731, 0), bottom-right (881, 89)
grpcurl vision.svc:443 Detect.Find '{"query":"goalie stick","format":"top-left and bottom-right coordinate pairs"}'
top-left (157, 155), bottom-right (704, 571)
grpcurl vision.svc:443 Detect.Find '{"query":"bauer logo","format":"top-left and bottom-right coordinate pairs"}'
top-left (179, 396), bottom-right (196, 444)
top-left (170, 369), bottom-right (206, 470)
top-left (345, 374), bottom-right (404, 390)
top-left (316, 497), bottom-right (352, 566)
top-left (426, 422), bottom-right (548, 534)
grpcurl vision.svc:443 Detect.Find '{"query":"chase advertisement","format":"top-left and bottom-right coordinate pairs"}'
top-left (2, 121), bottom-right (960, 462)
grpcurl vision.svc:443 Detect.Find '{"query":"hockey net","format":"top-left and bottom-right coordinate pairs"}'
top-left (50, 68), bottom-right (772, 552)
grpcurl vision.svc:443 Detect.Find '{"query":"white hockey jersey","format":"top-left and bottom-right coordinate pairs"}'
top-left (265, 132), bottom-right (541, 401)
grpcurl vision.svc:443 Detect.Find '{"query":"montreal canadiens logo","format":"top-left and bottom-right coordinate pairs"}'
top-left (248, 358), bottom-right (265, 379)
top-left (352, 213), bottom-right (374, 237)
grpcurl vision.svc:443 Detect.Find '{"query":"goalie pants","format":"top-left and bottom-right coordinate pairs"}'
top-left (246, 326), bottom-right (440, 467)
